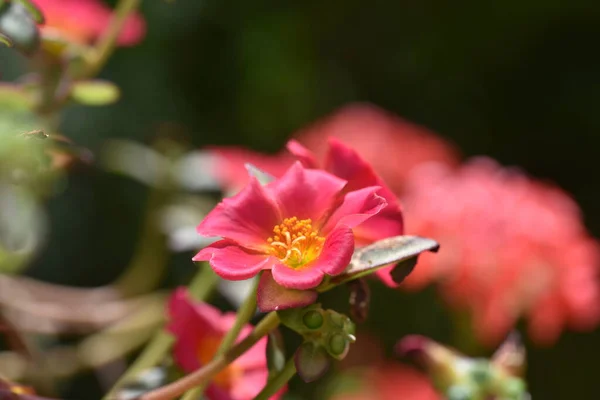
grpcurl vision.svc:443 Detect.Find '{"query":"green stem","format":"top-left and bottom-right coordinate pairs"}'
top-left (103, 265), bottom-right (218, 400)
top-left (112, 185), bottom-right (169, 297)
top-left (85, 0), bottom-right (141, 77)
top-left (188, 265), bottom-right (219, 301)
top-left (216, 277), bottom-right (259, 355)
top-left (180, 277), bottom-right (260, 400)
top-left (140, 312), bottom-right (280, 400)
top-left (255, 357), bottom-right (296, 400)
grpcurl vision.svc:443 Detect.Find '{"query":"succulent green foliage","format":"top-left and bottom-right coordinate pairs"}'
top-left (0, 0), bottom-right (39, 53)
top-left (70, 80), bottom-right (121, 106)
top-left (278, 304), bottom-right (356, 382)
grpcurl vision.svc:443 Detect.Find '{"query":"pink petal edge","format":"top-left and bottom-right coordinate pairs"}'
top-left (196, 178), bottom-right (282, 251)
top-left (193, 240), bottom-right (277, 280)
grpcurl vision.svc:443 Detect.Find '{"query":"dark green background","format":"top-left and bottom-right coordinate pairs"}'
top-left (3, 0), bottom-right (600, 398)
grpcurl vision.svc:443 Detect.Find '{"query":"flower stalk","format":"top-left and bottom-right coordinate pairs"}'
top-left (255, 357), bottom-right (296, 400)
top-left (85, 0), bottom-right (141, 77)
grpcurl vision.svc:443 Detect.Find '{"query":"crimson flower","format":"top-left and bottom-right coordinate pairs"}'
top-left (208, 138), bottom-right (405, 287)
top-left (167, 289), bottom-right (283, 400)
top-left (33, 0), bottom-right (146, 46)
top-left (210, 103), bottom-right (459, 196)
top-left (194, 162), bottom-right (387, 309)
top-left (402, 158), bottom-right (600, 345)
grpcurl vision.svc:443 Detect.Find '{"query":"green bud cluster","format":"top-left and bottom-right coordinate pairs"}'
top-left (278, 304), bottom-right (356, 382)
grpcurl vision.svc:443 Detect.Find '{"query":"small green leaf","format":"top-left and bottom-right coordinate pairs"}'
top-left (14, 0), bottom-right (44, 23)
top-left (70, 80), bottom-right (121, 106)
top-left (329, 235), bottom-right (439, 285)
top-left (294, 342), bottom-right (331, 383)
top-left (0, 33), bottom-right (12, 47)
top-left (266, 330), bottom-right (286, 377)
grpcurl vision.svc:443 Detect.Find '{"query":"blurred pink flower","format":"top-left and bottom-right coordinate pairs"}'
top-left (329, 364), bottom-right (440, 400)
top-left (293, 103), bottom-right (460, 196)
top-left (33, 0), bottom-right (145, 46)
top-left (210, 103), bottom-right (459, 195)
top-left (402, 158), bottom-right (600, 345)
top-left (167, 288), bottom-right (282, 400)
top-left (194, 162), bottom-right (386, 292)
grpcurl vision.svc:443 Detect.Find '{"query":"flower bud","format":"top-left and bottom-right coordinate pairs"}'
top-left (302, 310), bottom-right (324, 329)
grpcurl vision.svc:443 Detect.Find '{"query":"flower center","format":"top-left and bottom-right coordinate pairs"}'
top-left (267, 217), bottom-right (325, 268)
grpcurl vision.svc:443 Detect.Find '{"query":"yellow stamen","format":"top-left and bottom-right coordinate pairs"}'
top-left (267, 217), bottom-right (325, 268)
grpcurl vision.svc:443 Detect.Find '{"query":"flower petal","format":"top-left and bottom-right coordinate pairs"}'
top-left (257, 271), bottom-right (318, 312)
top-left (353, 205), bottom-right (405, 245)
top-left (167, 288), bottom-right (220, 371)
top-left (321, 186), bottom-right (387, 234)
top-left (266, 162), bottom-right (346, 223)
top-left (193, 240), bottom-right (276, 280)
top-left (323, 138), bottom-right (404, 242)
top-left (271, 261), bottom-right (326, 290)
top-left (196, 178), bottom-right (282, 251)
top-left (309, 225), bottom-right (355, 275)
top-left (286, 140), bottom-right (319, 168)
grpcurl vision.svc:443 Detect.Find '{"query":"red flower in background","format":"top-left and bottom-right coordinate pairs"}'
top-left (293, 103), bottom-right (460, 195)
top-left (33, 0), bottom-right (145, 46)
top-left (329, 364), bottom-right (440, 400)
top-left (168, 289), bottom-right (283, 400)
top-left (402, 158), bottom-right (600, 345)
top-left (210, 103), bottom-right (459, 195)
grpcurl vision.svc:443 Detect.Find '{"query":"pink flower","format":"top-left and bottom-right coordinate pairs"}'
top-left (287, 139), bottom-right (405, 286)
top-left (209, 138), bottom-right (405, 288)
top-left (194, 162), bottom-right (387, 296)
top-left (210, 103), bottom-right (459, 196)
top-left (33, 0), bottom-right (145, 46)
top-left (329, 364), bottom-right (440, 400)
top-left (167, 288), bottom-right (282, 400)
top-left (402, 158), bottom-right (600, 345)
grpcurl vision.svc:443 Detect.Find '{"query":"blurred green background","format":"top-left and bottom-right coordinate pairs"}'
top-left (2, 0), bottom-right (600, 398)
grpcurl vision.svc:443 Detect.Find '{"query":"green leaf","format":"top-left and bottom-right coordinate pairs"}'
top-left (329, 235), bottom-right (439, 285)
top-left (14, 0), bottom-right (44, 23)
top-left (0, 33), bottom-right (12, 47)
top-left (70, 80), bottom-right (121, 106)
top-left (0, 84), bottom-right (33, 110)
top-left (266, 330), bottom-right (286, 377)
